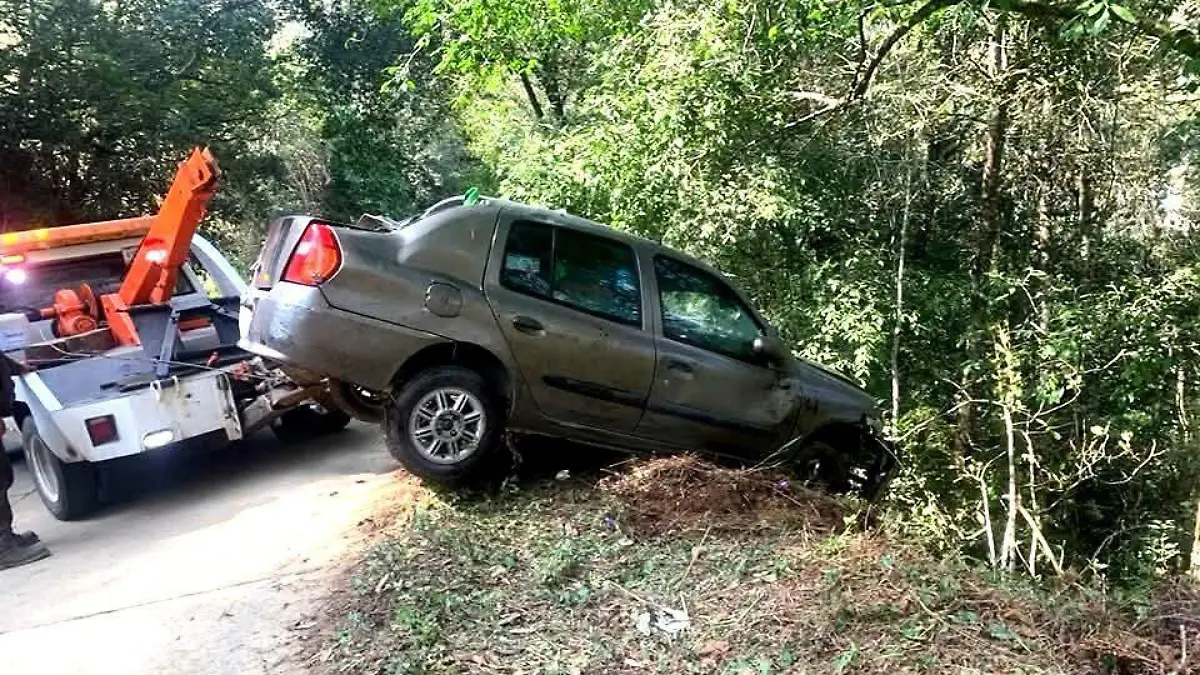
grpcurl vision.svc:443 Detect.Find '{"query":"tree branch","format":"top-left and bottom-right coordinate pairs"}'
top-left (1003, 0), bottom-right (1200, 61)
top-left (783, 0), bottom-right (1198, 131)
top-left (785, 0), bottom-right (962, 126)
top-left (849, 0), bottom-right (962, 100)
top-left (518, 71), bottom-right (544, 119)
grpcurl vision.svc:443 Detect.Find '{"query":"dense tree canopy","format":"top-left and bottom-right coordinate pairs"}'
top-left (3, 0), bottom-right (1200, 584)
top-left (0, 0), bottom-right (277, 226)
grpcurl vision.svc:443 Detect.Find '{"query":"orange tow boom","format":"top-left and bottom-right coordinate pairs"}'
top-left (5, 148), bottom-right (221, 346)
top-left (103, 147), bottom-right (221, 345)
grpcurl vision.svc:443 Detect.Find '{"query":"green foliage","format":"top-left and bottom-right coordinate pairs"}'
top-left (0, 0), bottom-right (278, 227)
top-left (5, 0), bottom-right (1200, 588)
top-left (397, 0), bottom-right (1200, 585)
top-left (279, 0), bottom-right (487, 221)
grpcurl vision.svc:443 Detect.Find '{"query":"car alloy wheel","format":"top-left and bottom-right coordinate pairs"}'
top-left (406, 387), bottom-right (487, 464)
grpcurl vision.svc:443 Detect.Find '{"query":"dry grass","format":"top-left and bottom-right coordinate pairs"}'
top-left (600, 454), bottom-right (849, 537)
top-left (310, 455), bottom-right (1200, 675)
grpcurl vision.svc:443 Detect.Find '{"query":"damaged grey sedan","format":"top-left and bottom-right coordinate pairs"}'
top-left (239, 194), bottom-right (898, 498)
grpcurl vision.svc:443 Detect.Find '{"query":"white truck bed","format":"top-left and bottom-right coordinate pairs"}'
top-left (18, 368), bottom-right (243, 463)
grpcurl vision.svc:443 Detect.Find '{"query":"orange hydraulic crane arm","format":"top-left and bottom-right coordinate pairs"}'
top-left (117, 147), bottom-right (221, 306)
top-left (96, 147), bottom-right (221, 346)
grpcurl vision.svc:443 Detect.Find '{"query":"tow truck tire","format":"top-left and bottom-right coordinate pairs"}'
top-left (271, 405), bottom-right (352, 443)
top-left (328, 380), bottom-right (385, 425)
top-left (22, 418), bottom-right (99, 521)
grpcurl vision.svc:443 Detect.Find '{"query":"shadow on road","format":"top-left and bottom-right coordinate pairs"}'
top-left (19, 423), bottom-right (640, 521)
top-left (92, 423), bottom-right (394, 518)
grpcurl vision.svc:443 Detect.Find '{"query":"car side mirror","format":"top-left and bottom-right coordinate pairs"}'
top-left (752, 335), bottom-right (786, 366)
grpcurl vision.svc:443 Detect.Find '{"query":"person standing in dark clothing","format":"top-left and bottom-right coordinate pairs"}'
top-left (0, 353), bottom-right (50, 570)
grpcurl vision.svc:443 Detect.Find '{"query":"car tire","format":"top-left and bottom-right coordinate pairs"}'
top-left (384, 365), bottom-right (506, 484)
top-left (271, 404), bottom-right (352, 443)
top-left (22, 417), bottom-right (100, 521)
top-left (790, 437), bottom-right (854, 495)
top-left (328, 380), bottom-right (385, 425)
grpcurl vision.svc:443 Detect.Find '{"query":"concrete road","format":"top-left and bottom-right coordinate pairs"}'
top-left (0, 424), bottom-right (405, 675)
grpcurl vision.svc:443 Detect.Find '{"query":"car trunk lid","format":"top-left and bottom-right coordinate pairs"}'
top-left (252, 217), bottom-right (306, 290)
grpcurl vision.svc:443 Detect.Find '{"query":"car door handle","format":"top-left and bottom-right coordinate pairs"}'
top-left (512, 315), bottom-right (544, 334)
top-left (664, 358), bottom-right (694, 374)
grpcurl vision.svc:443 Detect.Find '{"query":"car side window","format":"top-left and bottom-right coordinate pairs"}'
top-left (500, 220), bottom-right (641, 326)
top-left (654, 256), bottom-right (763, 361)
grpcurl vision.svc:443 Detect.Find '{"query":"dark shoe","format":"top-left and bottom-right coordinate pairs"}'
top-left (12, 531), bottom-right (39, 546)
top-left (0, 535), bottom-right (50, 571)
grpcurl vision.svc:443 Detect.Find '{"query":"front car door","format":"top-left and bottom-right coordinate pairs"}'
top-left (636, 255), bottom-right (800, 454)
top-left (484, 216), bottom-right (656, 434)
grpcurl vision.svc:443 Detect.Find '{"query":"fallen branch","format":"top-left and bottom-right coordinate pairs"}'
top-left (1017, 504), bottom-right (1065, 576)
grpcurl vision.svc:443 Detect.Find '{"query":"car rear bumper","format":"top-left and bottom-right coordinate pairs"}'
top-left (239, 282), bottom-right (448, 392)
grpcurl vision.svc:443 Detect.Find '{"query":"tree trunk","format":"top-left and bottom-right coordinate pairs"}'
top-left (956, 18), bottom-right (1010, 459)
top-left (972, 19), bottom-right (1009, 286)
top-left (1192, 495), bottom-right (1200, 581)
top-left (540, 52), bottom-right (567, 121)
top-left (518, 71), bottom-right (545, 119)
top-left (1026, 433), bottom-right (1038, 576)
top-left (891, 164), bottom-right (913, 427)
top-left (1000, 402), bottom-right (1020, 572)
top-left (1077, 171), bottom-right (1095, 261)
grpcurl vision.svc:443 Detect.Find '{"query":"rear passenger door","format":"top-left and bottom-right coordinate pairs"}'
top-left (484, 218), bottom-right (656, 433)
top-left (636, 255), bottom-right (799, 453)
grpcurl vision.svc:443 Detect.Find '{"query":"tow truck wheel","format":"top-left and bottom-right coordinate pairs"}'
top-left (22, 418), bottom-right (99, 521)
top-left (328, 380), bottom-right (385, 425)
top-left (271, 404), bottom-right (352, 443)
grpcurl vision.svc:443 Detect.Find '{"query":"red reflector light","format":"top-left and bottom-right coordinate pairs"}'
top-left (282, 222), bottom-right (342, 286)
top-left (85, 415), bottom-right (119, 446)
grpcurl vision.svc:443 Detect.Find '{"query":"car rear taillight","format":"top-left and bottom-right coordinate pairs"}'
top-left (85, 415), bottom-right (119, 446)
top-left (282, 222), bottom-right (342, 286)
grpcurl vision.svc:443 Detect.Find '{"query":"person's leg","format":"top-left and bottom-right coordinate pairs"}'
top-left (0, 444), bottom-right (12, 535)
top-left (0, 443), bottom-right (49, 570)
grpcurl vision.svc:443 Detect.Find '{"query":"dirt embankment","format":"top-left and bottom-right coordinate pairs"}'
top-left (310, 455), bottom-right (1200, 675)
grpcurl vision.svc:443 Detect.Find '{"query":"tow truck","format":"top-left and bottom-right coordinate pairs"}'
top-left (0, 148), bottom-right (349, 520)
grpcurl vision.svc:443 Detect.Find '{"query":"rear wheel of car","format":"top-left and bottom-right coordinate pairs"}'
top-left (328, 380), bottom-right (385, 425)
top-left (384, 365), bottom-right (506, 484)
top-left (271, 404), bottom-right (352, 443)
top-left (22, 417), bottom-right (100, 521)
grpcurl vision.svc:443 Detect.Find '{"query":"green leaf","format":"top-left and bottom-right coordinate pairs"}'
top-left (1109, 4), bottom-right (1137, 24)
top-left (988, 623), bottom-right (1018, 642)
top-left (954, 610), bottom-right (981, 624)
